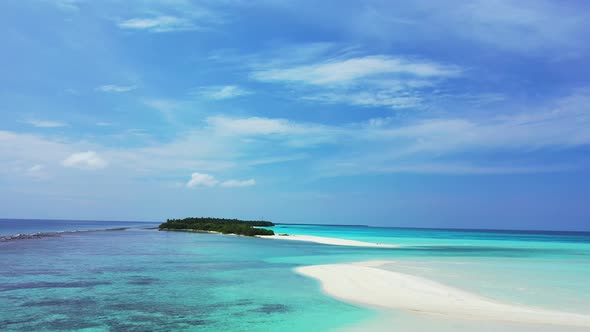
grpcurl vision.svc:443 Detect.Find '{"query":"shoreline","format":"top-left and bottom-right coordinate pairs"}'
top-left (160, 228), bottom-right (399, 248)
top-left (258, 234), bottom-right (398, 248)
top-left (296, 260), bottom-right (590, 327)
top-left (159, 228), bottom-right (256, 238)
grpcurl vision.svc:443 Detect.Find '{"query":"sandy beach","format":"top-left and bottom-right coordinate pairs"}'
top-left (258, 234), bottom-right (398, 248)
top-left (296, 261), bottom-right (590, 328)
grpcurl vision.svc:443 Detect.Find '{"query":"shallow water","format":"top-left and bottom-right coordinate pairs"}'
top-left (1, 220), bottom-right (589, 331)
top-left (0, 224), bottom-right (373, 331)
top-left (272, 224), bottom-right (590, 313)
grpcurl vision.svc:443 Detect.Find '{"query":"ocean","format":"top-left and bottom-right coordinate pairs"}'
top-left (1, 219), bottom-right (589, 331)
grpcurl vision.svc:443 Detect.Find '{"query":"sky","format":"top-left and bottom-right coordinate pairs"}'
top-left (1, 0), bottom-right (589, 231)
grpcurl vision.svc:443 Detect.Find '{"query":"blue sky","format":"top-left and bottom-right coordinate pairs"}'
top-left (1, 0), bottom-right (589, 230)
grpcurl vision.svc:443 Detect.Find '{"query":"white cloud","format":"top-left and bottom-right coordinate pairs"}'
top-left (186, 172), bottom-right (219, 187)
top-left (96, 122), bottom-right (114, 127)
top-left (97, 85), bottom-right (137, 93)
top-left (248, 50), bottom-right (460, 110)
top-left (2, 91), bottom-right (589, 184)
top-left (361, 93), bottom-right (590, 154)
top-left (53, 0), bottom-right (80, 11)
top-left (252, 55), bottom-right (460, 85)
top-left (115, 1), bottom-right (223, 33)
top-left (220, 179), bottom-right (256, 187)
top-left (25, 119), bottom-right (68, 128)
top-left (207, 116), bottom-right (298, 135)
top-left (313, 91), bottom-right (590, 176)
top-left (206, 115), bottom-right (330, 136)
top-left (194, 85), bottom-right (252, 100)
top-left (29, 164), bottom-right (44, 172)
top-left (0, 131), bottom-right (70, 165)
top-left (118, 16), bottom-right (197, 33)
top-left (144, 99), bottom-right (179, 112)
top-left (27, 164), bottom-right (48, 179)
top-left (212, 44), bottom-right (461, 109)
top-left (62, 151), bottom-right (108, 170)
top-left (186, 173), bottom-right (256, 188)
top-left (143, 99), bottom-right (181, 123)
top-left (303, 91), bottom-right (422, 109)
top-left (205, 115), bottom-right (338, 147)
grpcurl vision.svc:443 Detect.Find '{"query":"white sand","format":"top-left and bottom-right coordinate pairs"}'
top-left (296, 261), bottom-right (590, 327)
top-left (258, 234), bottom-right (398, 248)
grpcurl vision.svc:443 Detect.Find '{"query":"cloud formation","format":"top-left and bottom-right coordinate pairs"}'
top-left (253, 55), bottom-right (460, 85)
top-left (26, 164), bottom-right (47, 179)
top-left (194, 85), bottom-right (252, 100)
top-left (62, 151), bottom-right (108, 170)
top-left (3, 89), bottom-right (589, 184)
top-left (186, 173), bottom-right (256, 188)
top-left (186, 172), bottom-right (219, 187)
top-left (25, 119), bottom-right (68, 128)
top-left (248, 49), bottom-right (461, 110)
top-left (118, 16), bottom-right (197, 33)
top-left (97, 85), bottom-right (137, 93)
top-left (220, 179), bottom-right (256, 187)
top-left (53, 0), bottom-right (80, 11)
top-left (206, 116), bottom-right (307, 136)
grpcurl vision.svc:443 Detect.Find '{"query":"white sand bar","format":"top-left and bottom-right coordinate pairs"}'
top-left (296, 261), bottom-right (590, 327)
top-left (258, 234), bottom-right (398, 248)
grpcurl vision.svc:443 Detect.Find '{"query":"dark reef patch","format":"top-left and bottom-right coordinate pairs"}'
top-left (234, 298), bottom-right (254, 306)
top-left (21, 297), bottom-right (96, 307)
top-left (0, 281), bottom-right (110, 292)
top-left (89, 266), bottom-right (146, 274)
top-left (126, 276), bottom-right (159, 286)
top-left (0, 317), bottom-right (34, 327)
top-left (251, 303), bottom-right (290, 314)
top-left (104, 315), bottom-right (209, 332)
top-left (41, 319), bottom-right (101, 331)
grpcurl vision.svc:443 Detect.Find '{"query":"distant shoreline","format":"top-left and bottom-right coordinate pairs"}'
top-left (158, 218), bottom-right (274, 236)
top-left (2, 218), bottom-right (588, 234)
top-left (160, 227), bottom-right (399, 248)
top-left (158, 228), bottom-right (252, 237)
top-left (258, 234), bottom-right (398, 248)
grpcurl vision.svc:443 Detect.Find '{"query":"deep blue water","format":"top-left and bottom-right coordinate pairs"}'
top-left (0, 218), bottom-right (159, 237)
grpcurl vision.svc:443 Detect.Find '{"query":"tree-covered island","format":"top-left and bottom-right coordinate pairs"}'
top-left (158, 217), bottom-right (275, 236)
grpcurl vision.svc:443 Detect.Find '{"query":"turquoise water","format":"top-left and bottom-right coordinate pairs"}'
top-left (270, 224), bottom-right (590, 315)
top-left (1, 220), bottom-right (590, 331)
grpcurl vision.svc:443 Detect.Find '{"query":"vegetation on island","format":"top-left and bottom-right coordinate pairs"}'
top-left (158, 217), bottom-right (275, 236)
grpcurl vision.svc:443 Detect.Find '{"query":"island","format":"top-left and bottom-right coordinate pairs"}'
top-left (158, 217), bottom-right (275, 236)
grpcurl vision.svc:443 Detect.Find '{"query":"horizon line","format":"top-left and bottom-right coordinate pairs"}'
top-left (2, 217), bottom-right (589, 234)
